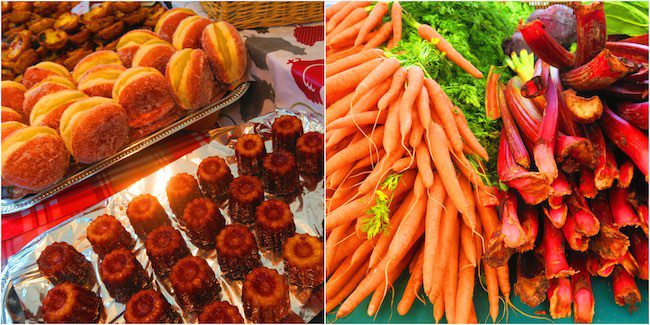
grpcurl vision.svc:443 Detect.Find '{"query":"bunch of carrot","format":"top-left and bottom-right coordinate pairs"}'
top-left (325, 2), bottom-right (504, 322)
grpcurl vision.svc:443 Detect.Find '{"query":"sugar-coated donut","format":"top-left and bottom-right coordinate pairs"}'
top-left (165, 48), bottom-right (214, 110)
top-left (22, 75), bottom-right (76, 118)
top-left (172, 15), bottom-right (211, 50)
top-left (30, 89), bottom-right (87, 129)
top-left (2, 126), bottom-right (70, 190)
top-left (77, 64), bottom-right (126, 98)
top-left (112, 66), bottom-right (175, 128)
top-left (154, 8), bottom-right (196, 42)
top-left (131, 40), bottom-right (175, 73)
top-left (201, 21), bottom-right (248, 84)
top-left (1, 121), bottom-right (26, 140)
top-left (59, 97), bottom-right (129, 164)
top-left (22, 62), bottom-right (72, 89)
top-left (72, 50), bottom-right (121, 82)
top-left (2, 106), bottom-right (23, 123)
top-left (1, 81), bottom-right (26, 112)
top-left (116, 29), bottom-right (163, 67)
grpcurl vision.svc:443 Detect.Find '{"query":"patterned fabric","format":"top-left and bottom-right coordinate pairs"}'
top-left (1, 3), bottom-right (324, 262)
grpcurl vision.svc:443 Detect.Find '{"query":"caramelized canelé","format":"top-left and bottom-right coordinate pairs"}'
top-left (283, 234), bottom-right (324, 288)
top-left (145, 225), bottom-right (190, 277)
top-left (125, 289), bottom-right (181, 323)
top-left (170, 256), bottom-right (221, 313)
top-left (228, 176), bottom-right (264, 224)
top-left (86, 214), bottom-right (134, 258)
top-left (254, 199), bottom-right (296, 252)
top-left (296, 131), bottom-right (324, 175)
top-left (262, 150), bottom-right (300, 195)
top-left (166, 173), bottom-right (202, 217)
top-left (271, 115), bottom-right (303, 153)
top-left (99, 248), bottom-right (150, 303)
top-left (197, 156), bottom-right (233, 202)
top-left (42, 282), bottom-right (102, 323)
top-left (126, 194), bottom-right (171, 240)
top-left (198, 300), bottom-right (244, 324)
top-left (181, 198), bottom-right (226, 248)
top-left (235, 134), bottom-right (266, 175)
top-left (242, 267), bottom-right (290, 323)
top-left (37, 242), bottom-right (93, 286)
top-left (216, 224), bottom-right (261, 279)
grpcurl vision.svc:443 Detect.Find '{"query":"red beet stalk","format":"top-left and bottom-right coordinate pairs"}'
top-left (600, 106), bottom-right (649, 180)
top-left (584, 124), bottom-right (619, 190)
top-left (621, 34), bottom-right (649, 46)
top-left (638, 204), bottom-right (648, 234)
top-left (578, 168), bottom-right (598, 198)
top-left (499, 81), bottom-right (530, 168)
top-left (622, 65), bottom-right (649, 83)
top-left (542, 217), bottom-right (576, 278)
top-left (573, 1), bottom-right (607, 66)
top-left (502, 190), bottom-right (526, 248)
top-left (517, 205), bottom-right (539, 253)
top-left (628, 229), bottom-right (649, 280)
top-left (548, 172), bottom-right (572, 209)
top-left (616, 101), bottom-right (649, 130)
top-left (555, 134), bottom-right (596, 173)
top-left (505, 77), bottom-right (542, 142)
top-left (587, 251), bottom-right (617, 277)
top-left (567, 192), bottom-right (600, 237)
top-left (547, 277), bottom-right (573, 319)
top-left (612, 266), bottom-right (641, 311)
top-left (561, 49), bottom-right (637, 91)
top-left (606, 41), bottom-right (649, 64)
top-left (570, 253), bottom-right (595, 324)
top-left (545, 204), bottom-right (568, 229)
top-left (617, 160), bottom-right (635, 188)
top-left (603, 81), bottom-right (649, 102)
top-left (518, 20), bottom-right (576, 69)
top-left (534, 66), bottom-right (560, 183)
top-left (609, 187), bottom-right (642, 228)
top-left (562, 211), bottom-right (590, 252)
top-left (589, 194), bottom-right (630, 260)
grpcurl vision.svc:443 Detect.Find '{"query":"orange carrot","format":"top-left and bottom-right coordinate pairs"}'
top-left (389, 1), bottom-right (403, 48)
top-left (329, 110), bottom-right (388, 130)
top-left (331, 7), bottom-right (369, 36)
top-left (460, 222), bottom-right (477, 268)
top-left (327, 222), bottom-right (352, 276)
top-left (392, 156), bottom-right (414, 172)
top-left (350, 77), bottom-right (392, 114)
top-left (484, 263), bottom-right (500, 322)
top-left (397, 245), bottom-right (425, 315)
top-left (327, 255), bottom-right (354, 299)
top-left (327, 58), bottom-right (382, 102)
top-left (409, 105), bottom-right (423, 148)
top-left (326, 260), bottom-right (369, 313)
top-left (469, 302), bottom-right (478, 323)
top-left (415, 143), bottom-right (434, 188)
top-left (327, 49), bottom-right (384, 78)
top-left (497, 265), bottom-right (511, 300)
top-left (423, 175), bottom-right (447, 295)
top-left (424, 78), bottom-right (464, 153)
top-left (332, 232), bottom-right (367, 268)
top-left (327, 45), bottom-right (364, 65)
top-left (400, 66), bottom-right (425, 145)
top-left (416, 85), bottom-right (431, 131)
top-left (366, 246), bottom-right (415, 317)
top-left (453, 107), bottom-right (489, 160)
top-left (369, 192), bottom-right (416, 268)
top-left (458, 175), bottom-right (479, 261)
top-left (328, 19), bottom-right (365, 48)
top-left (433, 296), bottom-right (445, 324)
top-left (355, 57), bottom-right (400, 100)
top-left (364, 21), bottom-right (393, 49)
top-left (428, 195), bottom-right (459, 302)
top-left (417, 23), bottom-right (483, 78)
top-left (327, 1), bottom-right (371, 33)
top-left (326, 126), bottom-right (359, 150)
top-left (455, 247), bottom-right (476, 323)
top-left (326, 93), bottom-right (354, 125)
top-left (378, 67), bottom-right (407, 111)
top-left (355, 1), bottom-right (389, 46)
top-left (326, 126), bottom-right (384, 175)
top-left (326, 1), bottom-right (348, 21)
top-left (443, 218), bottom-right (460, 323)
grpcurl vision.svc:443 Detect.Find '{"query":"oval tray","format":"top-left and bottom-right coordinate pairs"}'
top-left (1, 81), bottom-right (250, 214)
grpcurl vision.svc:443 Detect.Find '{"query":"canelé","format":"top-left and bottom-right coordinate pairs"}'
top-left (166, 173), bottom-right (202, 217)
top-left (42, 282), bottom-right (102, 323)
top-left (296, 131), bottom-right (324, 175)
top-left (99, 248), bottom-right (150, 303)
top-left (283, 234), bottom-right (324, 288)
top-left (242, 267), bottom-right (290, 323)
top-left (37, 242), bottom-right (93, 286)
top-left (197, 156), bottom-right (233, 202)
top-left (271, 115), bottom-right (303, 153)
top-left (262, 150), bottom-right (300, 195)
top-left (215, 224), bottom-right (261, 279)
top-left (144, 225), bottom-right (190, 277)
top-left (254, 199), bottom-right (296, 252)
top-left (86, 214), bottom-right (134, 258)
top-left (124, 289), bottom-right (181, 323)
top-left (180, 198), bottom-right (226, 248)
top-left (198, 300), bottom-right (244, 324)
top-left (169, 256), bottom-right (221, 313)
top-left (234, 134), bottom-right (266, 176)
top-left (126, 194), bottom-right (170, 240)
top-left (228, 176), bottom-right (264, 224)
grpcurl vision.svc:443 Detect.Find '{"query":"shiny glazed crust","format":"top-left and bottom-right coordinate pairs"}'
top-left (86, 214), bottom-right (134, 257)
top-left (171, 16), bottom-right (211, 50)
top-left (242, 267), bottom-right (290, 323)
top-left (198, 301), bottom-right (244, 324)
top-left (22, 62), bottom-right (72, 89)
top-left (99, 248), bottom-right (149, 303)
top-left (166, 172), bottom-right (202, 217)
top-left (282, 234), bottom-right (324, 288)
top-left (254, 199), bottom-right (296, 252)
top-left (72, 50), bottom-right (121, 81)
top-left (271, 115), bottom-right (304, 153)
top-left (228, 175), bottom-right (264, 224)
top-left (112, 67), bottom-right (175, 128)
top-left (131, 41), bottom-right (175, 73)
top-left (197, 156), bottom-right (233, 202)
top-left (1, 81), bottom-right (26, 112)
top-left (180, 197), bottom-right (225, 248)
top-left (262, 150), bottom-right (300, 195)
top-left (235, 134), bottom-right (266, 175)
top-left (165, 48), bottom-right (214, 110)
top-left (2, 127), bottom-right (69, 190)
top-left (36, 242), bottom-right (92, 286)
top-left (216, 224), bottom-right (261, 279)
top-left (296, 131), bottom-right (324, 175)
top-left (125, 289), bottom-right (180, 323)
top-left (169, 256), bottom-right (221, 313)
top-left (126, 194), bottom-right (171, 240)
top-left (154, 8), bottom-right (195, 42)
top-left (42, 282), bottom-right (102, 323)
top-left (201, 21), bottom-right (248, 84)
top-left (145, 225), bottom-right (190, 278)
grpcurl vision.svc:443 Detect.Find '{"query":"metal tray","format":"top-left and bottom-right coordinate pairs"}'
top-left (1, 82), bottom-right (250, 215)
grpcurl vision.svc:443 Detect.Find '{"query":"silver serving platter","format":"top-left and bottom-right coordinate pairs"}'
top-left (1, 82), bottom-right (250, 214)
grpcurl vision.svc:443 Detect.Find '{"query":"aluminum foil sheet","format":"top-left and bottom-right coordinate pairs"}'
top-left (1, 108), bottom-right (324, 324)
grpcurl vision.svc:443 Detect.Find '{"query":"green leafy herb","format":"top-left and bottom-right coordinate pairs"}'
top-left (604, 1), bottom-right (649, 37)
top-left (505, 49), bottom-right (535, 82)
top-left (360, 173), bottom-right (403, 239)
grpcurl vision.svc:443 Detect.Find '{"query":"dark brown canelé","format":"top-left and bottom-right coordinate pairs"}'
top-left (242, 267), bottom-right (290, 323)
top-left (86, 214), bottom-right (134, 258)
top-left (216, 224), bottom-right (261, 279)
top-left (145, 225), bottom-right (190, 277)
top-left (198, 300), bottom-right (244, 324)
top-left (42, 282), bottom-right (102, 323)
top-left (262, 150), bottom-right (300, 195)
top-left (99, 248), bottom-right (150, 303)
top-left (166, 173), bottom-right (202, 217)
top-left (169, 256), bottom-right (221, 313)
top-left (283, 234), bottom-right (324, 288)
top-left (235, 134), bottom-right (266, 175)
top-left (37, 242), bottom-right (93, 286)
top-left (254, 199), bottom-right (296, 252)
top-left (228, 175), bottom-right (264, 224)
top-left (197, 156), bottom-right (234, 202)
top-left (296, 131), bottom-right (324, 175)
top-left (126, 194), bottom-right (171, 240)
top-left (124, 289), bottom-right (181, 323)
top-left (181, 198), bottom-right (226, 248)
top-left (271, 115), bottom-right (303, 153)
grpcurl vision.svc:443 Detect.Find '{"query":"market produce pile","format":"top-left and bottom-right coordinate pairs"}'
top-left (325, 1), bottom-right (648, 324)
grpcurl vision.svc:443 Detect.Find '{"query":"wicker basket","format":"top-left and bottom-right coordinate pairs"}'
top-left (200, 1), bottom-right (324, 30)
